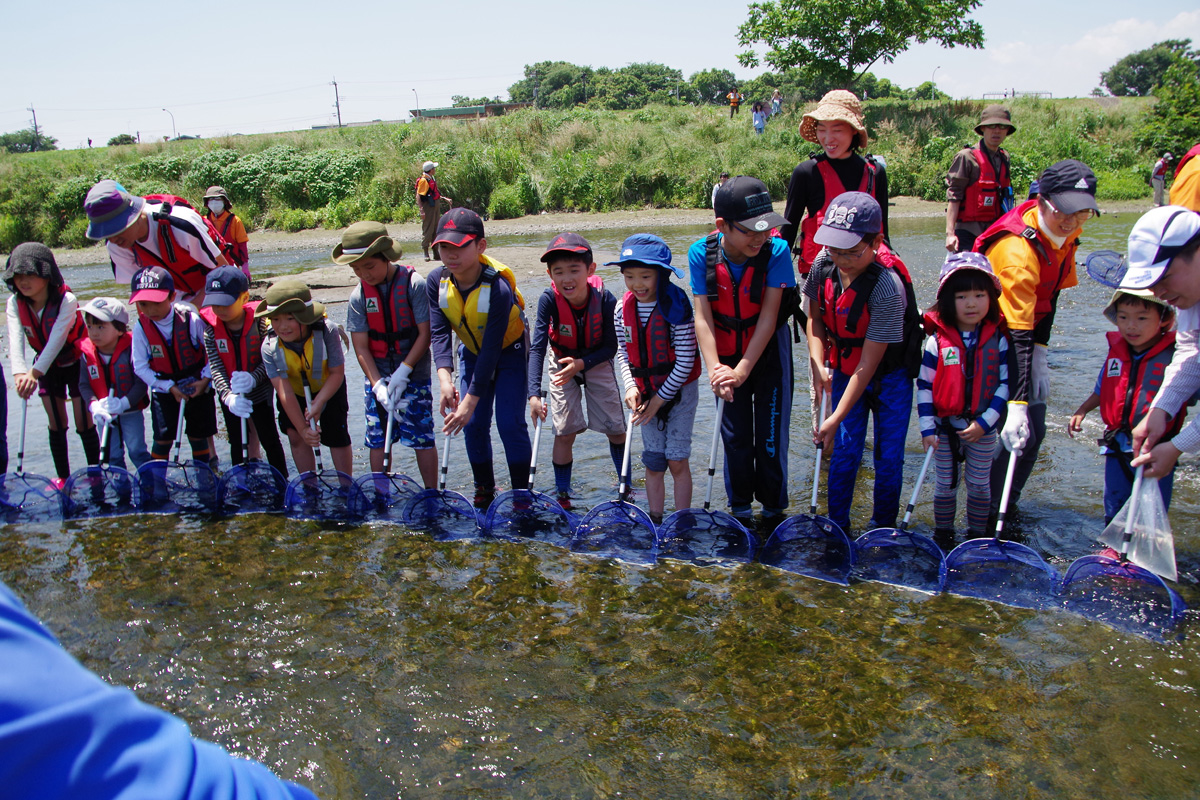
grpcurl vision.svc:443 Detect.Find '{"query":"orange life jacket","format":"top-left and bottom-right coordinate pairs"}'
top-left (703, 231), bottom-right (771, 365)
top-left (138, 309), bottom-right (205, 381)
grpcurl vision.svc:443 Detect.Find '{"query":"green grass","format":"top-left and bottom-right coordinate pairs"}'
top-left (0, 97), bottom-right (1160, 252)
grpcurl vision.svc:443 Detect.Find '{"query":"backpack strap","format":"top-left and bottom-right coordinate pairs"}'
top-left (704, 231), bottom-right (721, 302)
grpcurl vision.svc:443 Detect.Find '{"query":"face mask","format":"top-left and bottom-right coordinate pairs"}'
top-left (207, 200), bottom-right (225, 215)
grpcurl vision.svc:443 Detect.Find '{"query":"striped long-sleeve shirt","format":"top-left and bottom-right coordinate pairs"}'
top-left (614, 299), bottom-right (696, 403)
top-left (916, 328), bottom-right (1010, 437)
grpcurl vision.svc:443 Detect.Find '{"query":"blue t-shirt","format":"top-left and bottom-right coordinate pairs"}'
top-left (686, 235), bottom-right (795, 298)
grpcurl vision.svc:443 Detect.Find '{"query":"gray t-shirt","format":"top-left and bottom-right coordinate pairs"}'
top-left (261, 322), bottom-right (346, 386)
top-left (345, 266), bottom-right (431, 382)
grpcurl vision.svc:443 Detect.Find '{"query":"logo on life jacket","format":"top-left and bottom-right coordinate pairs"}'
top-left (1106, 357), bottom-right (1123, 377)
top-left (150, 345), bottom-right (164, 360)
top-left (88, 364), bottom-right (100, 380)
top-left (942, 346), bottom-right (960, 366)
top-left (558, 322), bottom-right (574, 338)
top-left (365, 297), bottom-right (380, 314)
top-left (216, 339), bottom-right (229, 353)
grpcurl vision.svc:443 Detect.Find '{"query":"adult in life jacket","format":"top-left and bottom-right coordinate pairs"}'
top-left (945, 104), bottom-right (1016, 253)
top-left (802, 192), bottom-right (916, 532)
top-left (201, 186), bottom-right (250, 275)
top-left (83, 179), bottom-right (228, 307)
top-left (416, 161), bottom-right (453, 262)
top-left (689, 175), bottom-right (796, 518)
top-left (782, 90), bottom-right (890, 276)
top-left (975, 159), bottom-right (1097, 518)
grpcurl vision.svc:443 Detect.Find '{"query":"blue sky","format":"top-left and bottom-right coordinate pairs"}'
top-left (2, 0), bottom-right (1198, 149)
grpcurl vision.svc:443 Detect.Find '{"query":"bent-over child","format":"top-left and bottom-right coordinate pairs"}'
top-left (78, 297), bottom-right (149, 472)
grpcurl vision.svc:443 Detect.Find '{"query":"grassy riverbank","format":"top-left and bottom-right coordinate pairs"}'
top-left (0, 96), bottom-right (1157, 253)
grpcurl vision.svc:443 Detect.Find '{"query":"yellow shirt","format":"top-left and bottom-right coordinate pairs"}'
top-left (1170, 155), bottom-right (1200, 212)
top-left (984, 205), bottom-right (1078, 331)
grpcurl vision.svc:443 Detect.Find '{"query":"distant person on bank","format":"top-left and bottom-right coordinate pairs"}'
top-left (1151, 153), bottom-right (1173, 207)
top-left (202, 185), bottom-right (251, 277)
top-left (945, 105), bottom-right (1016, 253)
top-left (727, 89), bottom-right (743, 118)
top-left (416, 161), bottom-right (452, 262)
top-left (711, 172), bottom-right (730, 209)
top-left (770, 88), bottom-right (782, 117)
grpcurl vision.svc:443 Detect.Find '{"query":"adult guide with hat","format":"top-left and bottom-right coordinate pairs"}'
top-left (201, 185), bottom-right (250, 272)
top-left (416, 160), bottom-right (453, 262)
top-left (783, 89), bottom-right (891, 275)
top-left (945, 104), bottom-right (1016, 253)
top-left (340, 221), bottom-right (439, 489)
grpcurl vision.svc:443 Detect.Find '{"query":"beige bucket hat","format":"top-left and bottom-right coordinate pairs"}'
top-left (800, 90), bottom-right (868, 150)
top-left (331, 221), bottom-right (404, 265)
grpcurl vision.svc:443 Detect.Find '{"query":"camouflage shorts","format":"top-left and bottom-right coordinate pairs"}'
top-left (363, 378), bottom-right (435, 450)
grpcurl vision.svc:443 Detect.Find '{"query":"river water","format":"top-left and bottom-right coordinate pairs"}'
top-left (3, 212), bottom-right (1199, 798)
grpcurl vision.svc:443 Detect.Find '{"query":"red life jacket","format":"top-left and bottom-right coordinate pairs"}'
top-left (704, 231), bottom-right (771, 365)
top-left (973, 199), bottom-right (1077, 326)
top-left (548, 275), bottom-right (605, 359)
top-left (1174, 143), bottom-right (1200, 179)
top-left (15, 285), bottom-right (87, 368)
top-left (1099, 331), bottom-right (1183, 439)
top-left (797, 156), bottom-right (877, 275)
top-left (924, 311), bottom-right (1004, 419)
top-left (958, 146), bottom-right (1011, 224)
top-left (621, 294), bottom-right (700, 397)
top-left (138, 309), bottom-right (206, 381)
top-left (360, 266), bottom-right (418, 360)
top-left (417, 174), bottom-right (440, 205)
top-left (198, 301), bottom-right (265, 375)
top-left (134, 197), bottom-right (224, 296)
top-left (79, 335), bottom-right (148, 410)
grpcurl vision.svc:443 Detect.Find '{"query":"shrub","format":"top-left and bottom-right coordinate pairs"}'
top-left (487, 184), bottom-right (525, 219)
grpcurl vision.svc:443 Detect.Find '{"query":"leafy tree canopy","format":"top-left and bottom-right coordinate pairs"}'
top-left (107, 133), bottom-right (137, 147)
top-left (1101, 39), bottom-right (1200, 97)
top-left (737, 0), bottom-right (985, 89)
top-left (689, 68), bottom-right (739, 104)
top-left (451, 95), bottom-right (502, 107)
top-left (1137, 61), bottom-right (1200, 157)
top-left (0, 128), bottom-right (58, 153)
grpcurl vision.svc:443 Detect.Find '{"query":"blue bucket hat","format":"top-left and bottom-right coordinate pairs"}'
top-left (84, 180), bottom-right (145, 240)
top-left (605, 233), bottom-right (683, 278)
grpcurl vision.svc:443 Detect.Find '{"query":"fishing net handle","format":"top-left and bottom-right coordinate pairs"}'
top-left (529, 390), bottom-right (546, 491)
top-left (995, 447), bottom-right (1020, 537)
top-left (810, 375), bottom-right (831, 514)
top-left (16, 396), bottom-right (29, 472)
top-left (618, 413), bottom-right (635, 501)
top-left (703, 397), bottom-right (725, 511)
top-left (301, 382), bottom-right (325, 473)
top-left (170, 400), bottom-right (187, 466)
top-left (1119, 466), bottom-right (1145, 555)
top-left (899, 447), bottom-right (935, 530)
top-left (438, 430), bottom-right (454, 492)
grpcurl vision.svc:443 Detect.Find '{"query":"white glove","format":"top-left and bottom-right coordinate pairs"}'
top-left (89, 399), bottom-right (112, 428)
top-left (223, 392), bottom-right (253, 419)
top-left (229, 371), bottom-right (256, 394)
top-left (101, 396), bottom-right (130, 415)
top-left (387, 362), bottom-right (414, 412)
top-left (1000, 402), bottom-right (1030, 452)
top-left (372, 379), bottom-right (391, 412)
top-left (1031, 344), bottom-right (1050, 403)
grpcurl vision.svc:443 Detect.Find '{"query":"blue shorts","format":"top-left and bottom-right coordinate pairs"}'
top-left (362, 378), bottom-right (435, 450)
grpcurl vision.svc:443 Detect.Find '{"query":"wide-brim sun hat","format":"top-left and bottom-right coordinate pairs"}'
top-left (800, 90), bottom-right (867, 150)
top-left (255, 278), bottom-right (326, 326)
top-left (84, 179), bottom-right (145, 240)
top-left (1103, 288), bottom-right (1175, 327)
top-left (974, 104), bottom-right (1016, 136)
top-left (332, 221), bottom-right (404, 264)
top-left (203, 185), bottom-right (231, 202)
top-left (937, 251), bottom-right (1002, 296)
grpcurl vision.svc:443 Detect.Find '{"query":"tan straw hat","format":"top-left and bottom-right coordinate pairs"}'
top-left (800, 90), bottom-right (867, 149)
top-left (331, 221), bottom-right (404, 265)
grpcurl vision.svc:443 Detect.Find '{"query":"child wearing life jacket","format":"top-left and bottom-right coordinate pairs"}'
top-left (428, 208), bottom-right (532, 509)
top-left (201, 186), bottom-right (250, 276)
top-left (916, 253), bottom-right (1010, 546)
top-left (78, 297), bottom-right (149, 472)
top-left (339, 222), bottom-right (437, 488)
top-left (5, 242), bottom-right (100, 484)
top-left (803, 192), bottom-right (917, 534)
top-left (199, 267), bottom-right (289, 478)
top-left (612, 234), bottom-right (700, 525)
top-left (782, 90), bottom-right (889, 276)
top-left (257, 278), bottom-right (352, 477)
top-left (689, 176), bottom-right (794, 522)
top-left (527, 232), bottom-right (625, 510)
top-left (1068, 290), bottom-right (1180, 523)
top-left (129, 267), bottom-right (217, 467)
top-left (84, 179), bottom-right (227, 307)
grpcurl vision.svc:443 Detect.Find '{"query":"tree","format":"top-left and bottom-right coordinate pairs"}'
top-left (737, 0), bottom-right (985, 89)
top-left (689, 69), bottom-right (739, 104)
top-left (508, 61), bottom-right (594, 108)
top-left (107, 133), bottom-right (137, 146)
top-left (0, 128), bottom-right (58, 153)
top-left (1101, 39), bottom-right (1200, 97)
top-left (1137, 61), bottom-right (1200, 159)
top-left (451, 95), bottom-right (502, 107)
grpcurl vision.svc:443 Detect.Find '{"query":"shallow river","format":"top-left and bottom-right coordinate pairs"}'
top-left (3, 211), bottom-right (1199, 798)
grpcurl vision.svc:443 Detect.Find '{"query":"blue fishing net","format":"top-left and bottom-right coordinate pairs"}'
top-left (944, 538), bottom-right (1059, 610)
top-left (853, 529), bottom-right (947, 594)
top-left (758, 514), bottom-right (854, 586)
top-left (401, 489), bottom-right (480, 540)
top-left (355, 472), bottom-right (422, 523)
top-left (483, 489), bottom-right (577, 545)
top-left (219, 461), bottom-right (289, 516)
top-left (63, 465), bottom-right (141, 519)
top-left (1084, 250), bottom-right (1127, 288)
top-left (285, 469), bottom-right (368, 523)
top-left (137, 461), bottom-right (220, 515)
top-left (571, 500), bottom-right (658, 566)
top-left (1060, 555), bottom-right (1186, 641)
top-left (656, 509), bottom-right (756, 567)
top-left (0, 473), bottom-right (63, 523)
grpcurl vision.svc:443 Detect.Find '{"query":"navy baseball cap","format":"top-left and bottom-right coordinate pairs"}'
top-left (1038, 159), bottom-right (1099, 216)
top-left (130, 266), bottom-right (174, 303)
top-left (541, 232), bottom-right (593, 263)
top-left (201, 266), bottom-right (250, 307)
top-left (813, 192), bottom-right (883, 249)
top-left (604, 233), bottom-right (683, 278)
top-left (433, 208), bottom-right (485, 247)
top-left (714, 176), bottom-right (787, 232)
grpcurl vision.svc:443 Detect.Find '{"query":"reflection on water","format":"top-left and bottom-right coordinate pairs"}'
top-left (5, 212), bottom-right (1200, 797)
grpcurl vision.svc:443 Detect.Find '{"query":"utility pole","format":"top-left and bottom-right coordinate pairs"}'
top-left (27, 104), bottom-right (40, 152)
top-left (331, 80), bottom-right (343, 128)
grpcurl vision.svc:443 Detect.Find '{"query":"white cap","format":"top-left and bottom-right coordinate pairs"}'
top-left (80, 296), bottom-right (130, 326)
top-left (422, 161), bottom-right (438, 172)
top-left (1121, 206), bottom-right (1200, 290)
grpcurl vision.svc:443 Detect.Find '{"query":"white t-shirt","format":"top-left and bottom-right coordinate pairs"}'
top-left (106, 202), bottom-right (222, 292)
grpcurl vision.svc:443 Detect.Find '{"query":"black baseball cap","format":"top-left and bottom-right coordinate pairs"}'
top-left (1037, 159), bottom-right (1099, 216)
top-left (433, 208), bottom-right (485, 247)
top-left (541, 232), bottom-right (593, 263)
top-left (714, 176), bottom-right (788, 232)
